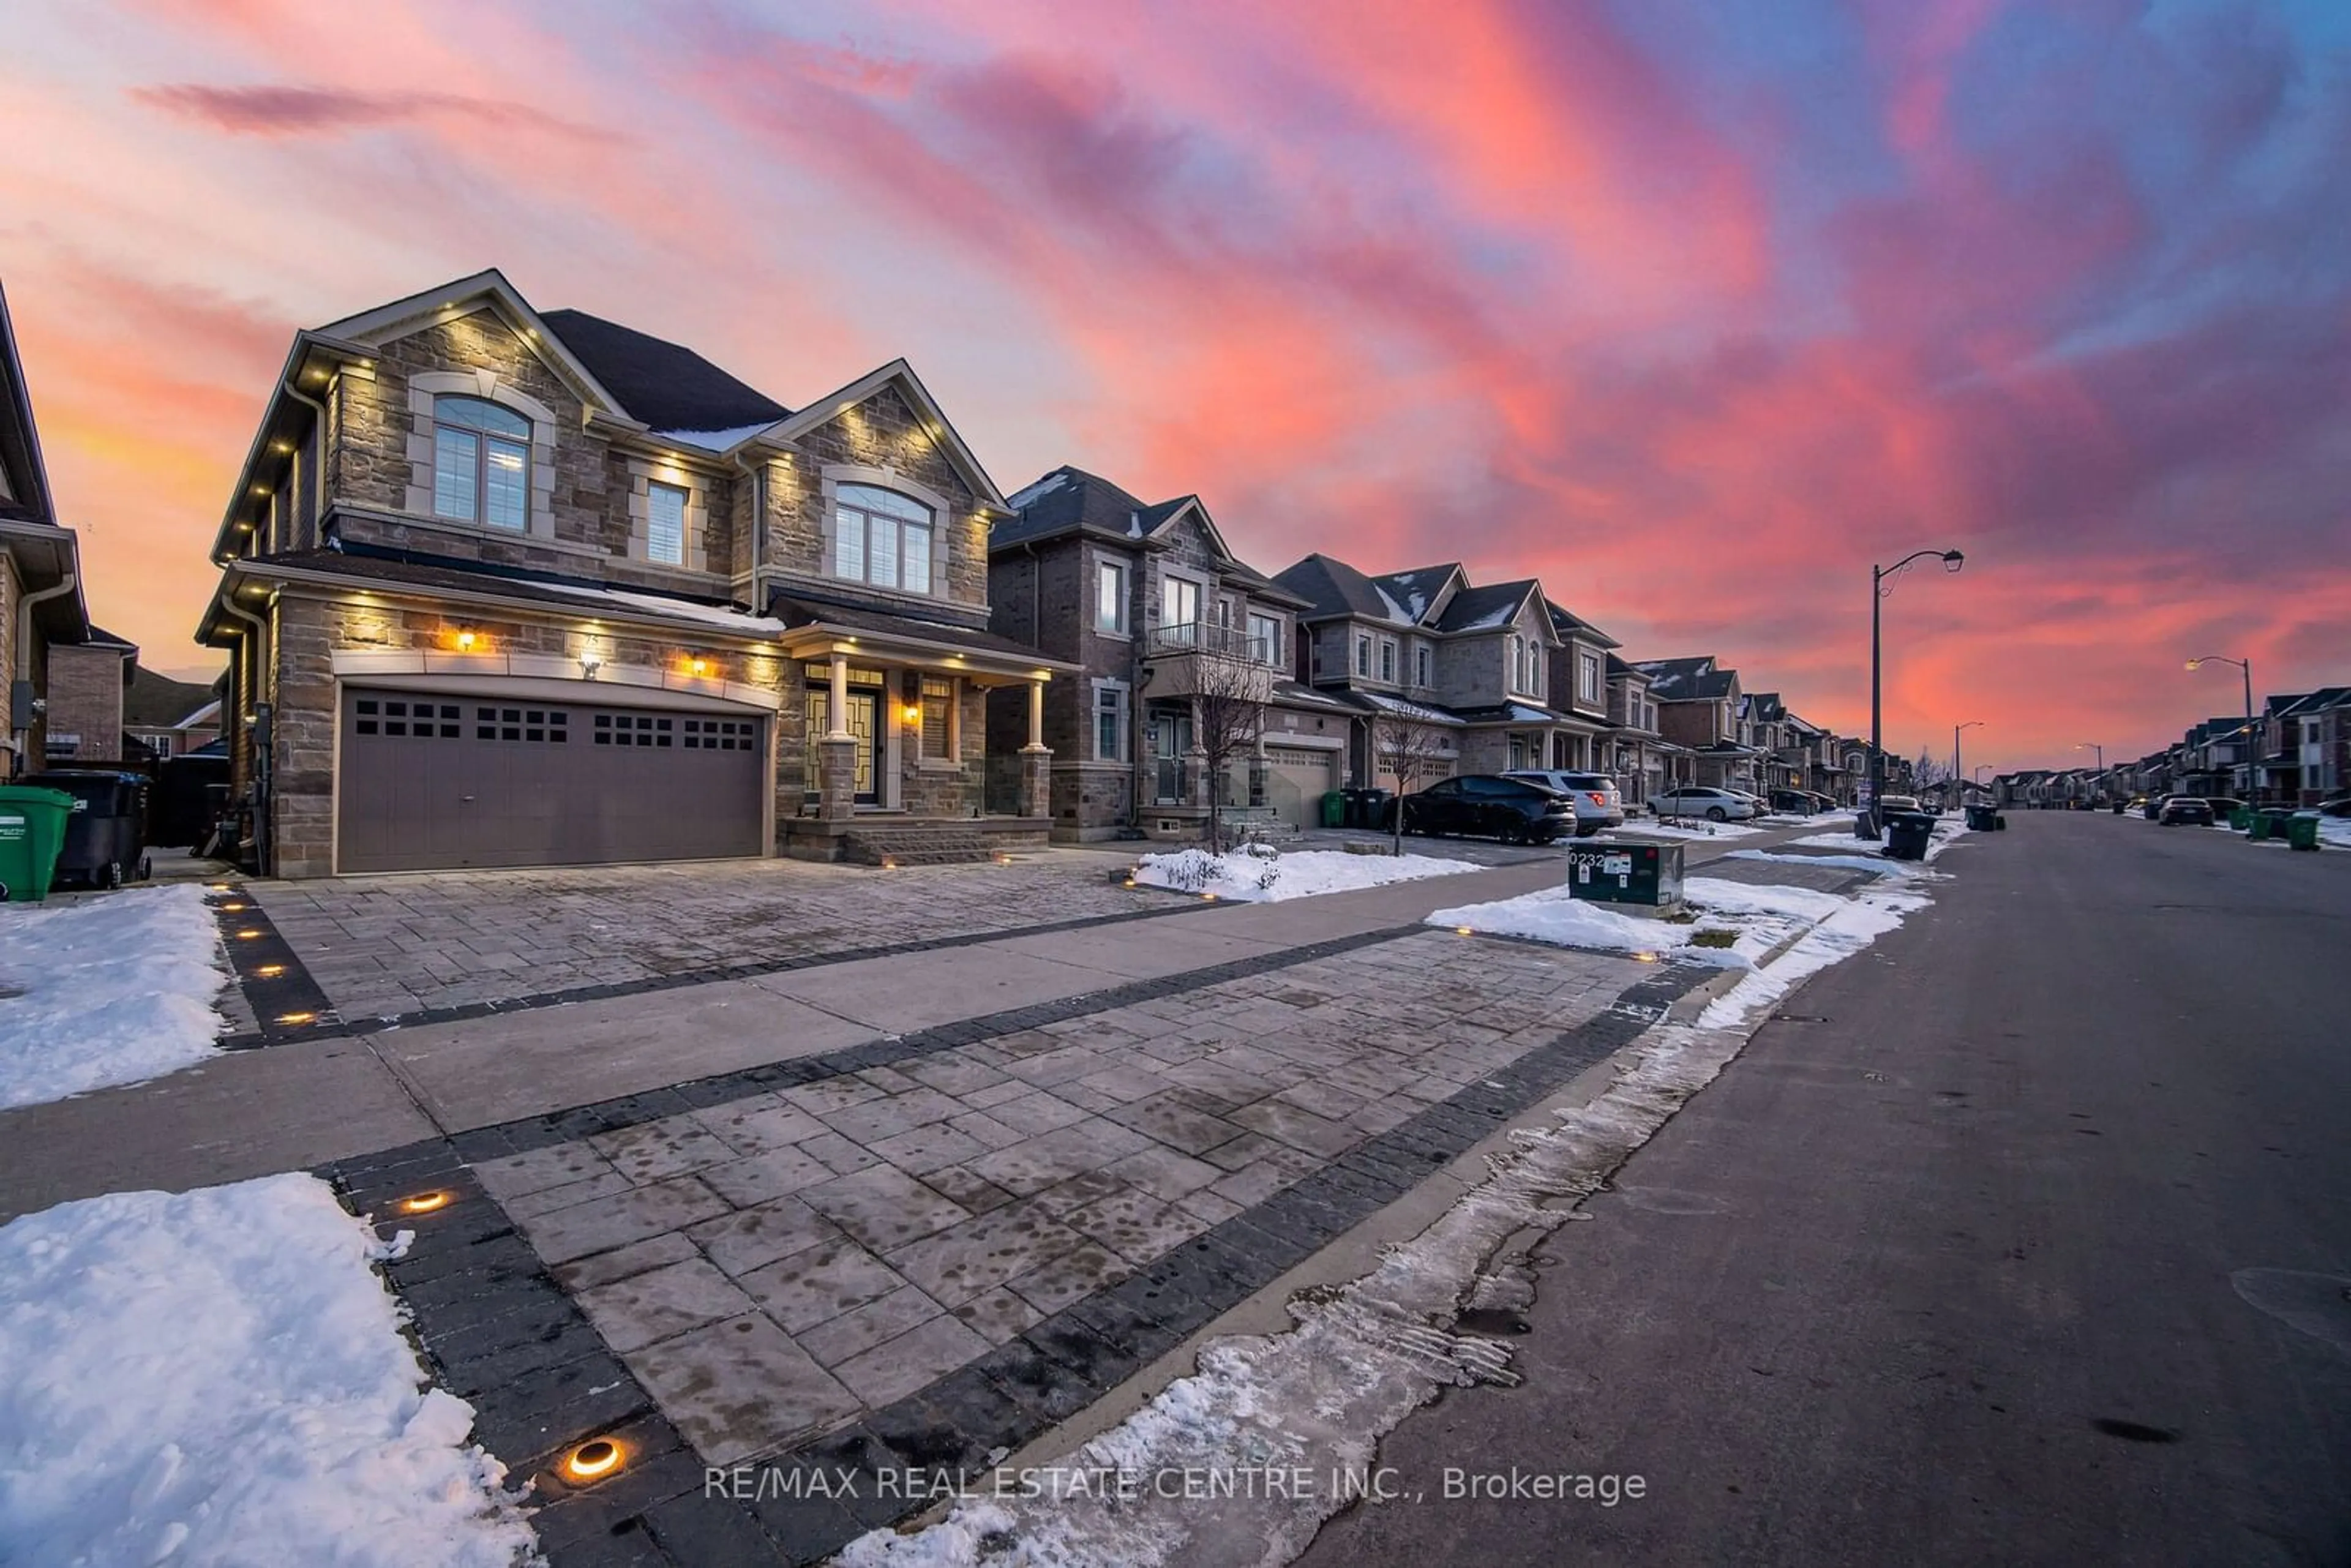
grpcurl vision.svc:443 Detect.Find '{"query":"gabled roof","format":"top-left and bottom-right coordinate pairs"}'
top-left (1634, 656), bottom-right (1739, 700)
top-left (2278, 686), bottom-right (2351, 717)
top-left (124, 667), bottom-right (216, 727)
top-left (993, 468), bottom-right (1311, 607)
top-left (313, 268), bottom-right (628, 419)
top-left (1433, 578), bottom-right (1544, 635)
top-left (1273, 553), bottom-right (1411, 623)
top-left (1749, 691), bottom-right (1787, 722)
top-left (1605, 653), bottom-right (1648, 681)
top-left (1373, 565), bottom-right (1463, 626)
top-left (763, 359), bottom-right (1010, 511)
top-left (541, 308), bottom-right (788, 434)
top-left (1543, 598), bottom-right (1622, 649)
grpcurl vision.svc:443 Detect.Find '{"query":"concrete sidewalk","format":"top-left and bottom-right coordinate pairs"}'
top-left (0, 823), bottom-right (1827, 1220)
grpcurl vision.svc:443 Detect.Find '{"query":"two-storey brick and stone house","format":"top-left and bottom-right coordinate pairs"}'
top-left (1541, 601), bottom-right (1619, 772)
top-left (2, 278), bottom-right (98, 780)
top-left (984, 467), bottom-right (1349, 840)
top-left (1603, 654), bottom-right (1670, 806)
top-left (1273, 554), bottom-right (1580, 784)
top-left (196, 269), bottom-right (1070, 877)
top-left (1633, 656), bottom-right (1761, 793)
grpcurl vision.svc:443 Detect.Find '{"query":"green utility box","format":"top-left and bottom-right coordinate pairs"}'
top-left (1321, 790), bottom-right (1347, 829)
top-left (1565, 839), bottom-right (1685, 907)
top-left (0, 786), bottom-right (75, 903)
top-left (2286, 811), bottom-right (2320, 852)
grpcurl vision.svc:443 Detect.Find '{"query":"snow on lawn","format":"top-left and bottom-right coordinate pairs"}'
top-left (1133, 846), bottom-right (1477, 902)
top-left (0, 1173), bottom-right (538, 1568)
top-left (1429, 876), bottom-right (1848, 969)
top-left (0, 884), bottom-right (230, 1111)
top-left (2321, 816), bottom-right (2351, 850)
top-left (1616, 817), bottom-right (1768, 841)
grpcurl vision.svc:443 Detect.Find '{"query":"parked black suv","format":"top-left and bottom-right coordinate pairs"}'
top-left (1400, 775), bottom-right (1577, 844)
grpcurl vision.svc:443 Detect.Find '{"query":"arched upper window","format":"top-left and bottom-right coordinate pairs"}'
top-left (833, 482), bottom-right (934, 593)
top-left (432, 395), bottom-right (530, 532)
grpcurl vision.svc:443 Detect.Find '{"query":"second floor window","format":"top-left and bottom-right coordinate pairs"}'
top-left (647, 481), bottom-right (688, 566)
top-left (1580, 653), bottom-right (1600, 703)
top-left (1416, 644), bottom-right (1431, 687)
top-left (1097, 561), bottom-right (1128, 634)
top-left (432, 396), bottom-right (529, 531)
top-left (1379, 639), bottom-right (1397, 683)
top-left (1248, 612), bottom-right (1280, 666)
top-left (1356, 634), bottom-right (1371, 677)
top-left (834, 483), bottom-right (933, 593)
top-left (1163, 576), bottom-right (1202, 636)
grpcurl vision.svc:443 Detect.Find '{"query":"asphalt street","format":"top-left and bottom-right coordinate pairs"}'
top-left (1302, 812), bottom-right (2351, 1567)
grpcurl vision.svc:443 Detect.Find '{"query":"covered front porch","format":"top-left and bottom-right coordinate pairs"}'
top-left (772, 600), bottom-right (1074, 863)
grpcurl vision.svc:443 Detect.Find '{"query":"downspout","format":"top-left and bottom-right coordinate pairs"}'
top-left (214, 586), bottom-right (273, 874)
top-left (281, 375), bottom-right (329, 550)
top-left (10, 572), bottom-right (77, 773)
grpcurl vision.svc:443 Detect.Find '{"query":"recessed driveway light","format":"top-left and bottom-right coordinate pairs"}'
top-left (564, 1439), bottom-right (622, 1480)
top-left (397, 1191), bottom-right (452, 1215)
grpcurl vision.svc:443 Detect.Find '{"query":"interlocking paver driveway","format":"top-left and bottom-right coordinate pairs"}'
top-left (250, 852), bottom-right (1166, 1019)
top-left (473, 930), bottom-right (1640, 1468)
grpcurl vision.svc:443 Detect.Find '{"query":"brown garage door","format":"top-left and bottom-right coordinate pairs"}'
top-left (337, 690), bottom-right (765, 872)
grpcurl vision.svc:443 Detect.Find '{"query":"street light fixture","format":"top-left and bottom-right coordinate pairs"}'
top-left (1858, 548), bottom-right (1967, 839)
top-left (1954, 721), bottom-right (1985, 798)
top-left (2186, 655), bottom-right (2255, 803)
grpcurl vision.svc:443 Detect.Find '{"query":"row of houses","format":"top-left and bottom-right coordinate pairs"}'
top-left (1997, 692), bottom-right (2351, 811)
top-left (143, 267), bottom-right (1902, 877)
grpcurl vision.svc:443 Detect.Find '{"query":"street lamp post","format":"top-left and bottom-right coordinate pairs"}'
top-left (1858, 547), bottom-right (1967, 839)
top-left (2187, 656), bottom-right (2254, 803)
top-left (2077, 741), bottom-right (2104, 806)
top-left (1954, 721), bottom-right (1984, 798)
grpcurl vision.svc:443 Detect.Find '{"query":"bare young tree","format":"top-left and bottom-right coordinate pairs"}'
top-left (1371, 706), bottom-right (1455, 853)
top-left (1189, 638), bottom-right (1272, 854)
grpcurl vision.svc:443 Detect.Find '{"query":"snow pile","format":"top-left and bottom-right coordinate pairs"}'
top-left (1134, 847), bottom-right (1476, 902)
top-left (2319, 816), bottom-right (2351, 850)
top-left (1695, 877), bottom-right (1934, 1030)
top-left (0, 1174), bottom-right (538, 1568)
top-left (1428, 877), bottom-right (1847, 969)
top-left (1619, 817), bottom-right (1766, 840)
top-left (0, 884), bottom-right (229, 1110)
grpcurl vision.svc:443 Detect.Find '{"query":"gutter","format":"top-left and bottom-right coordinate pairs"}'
top-left (212, 582), bottom-right (273, 873)
top-left (9, 571), bottom-right (77, 767)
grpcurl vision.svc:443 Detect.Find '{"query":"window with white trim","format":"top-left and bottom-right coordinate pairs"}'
top-left (1093, 682), bottom-right (1129, 762)
top-left (1415, 643), bottom-right (1431, 688)
top-left (1580, 651), bottom-right (1600, 703)
top-left (432, 396), bottom-right (530, 531)
top-left (833, 483), bottom-right (934, 593)
top-left (1379, 638), bottom-right (1397, 683)
top-left (1355, 634), bottom-right (1371, 677)
top-left (647, 481), bottom-right (688, 566)
top-left (1096, 561), bottom-right (1128, 634)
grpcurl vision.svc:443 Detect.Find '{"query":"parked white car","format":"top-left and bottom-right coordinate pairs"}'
top-left (1651, 786), bottom-right (1757, 822)
top-left (1501, 770), bottom-right (1627, 837)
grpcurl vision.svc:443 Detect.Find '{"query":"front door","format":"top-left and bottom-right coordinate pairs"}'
top-left (808, 687), bottom-right (885, 805)
top-left (1152, 710), bottom-right (1194, 803)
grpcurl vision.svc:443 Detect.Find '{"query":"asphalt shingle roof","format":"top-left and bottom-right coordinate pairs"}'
top-left (1432, 579), bottom-right (1539, 633)
top-left (540, 308), bottom-right (789, 433)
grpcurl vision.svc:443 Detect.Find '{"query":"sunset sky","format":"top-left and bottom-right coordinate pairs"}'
top-left (4, 0), bottom-right (2346, 771)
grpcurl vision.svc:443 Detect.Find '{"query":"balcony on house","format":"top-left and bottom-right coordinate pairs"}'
top-left (1143, 620), bottom-right (1280, 699)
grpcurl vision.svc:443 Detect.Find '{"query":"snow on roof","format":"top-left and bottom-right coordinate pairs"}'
top-left (1505, 702), bottom-right (1556, 722)
top-left (527, 578), bottom-right (786, 636)
top-left (1007, 470), bottom-right (1070, 510)
top-left (652, 422), bottom-right (779, 454)
top-left (1359, 691), bottom-right (1466, 726)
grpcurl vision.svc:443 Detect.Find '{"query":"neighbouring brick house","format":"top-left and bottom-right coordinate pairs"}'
top-left (1541, 600), bottom-right (1620, 772)
top-left (2251, 686), bottom-right (2350, 805)
top-left (197, 269), bottom-right (1070, 877)
top-left (1, 277), bottom-right (96, 780)
top-left (122, 669), bottom-right (223, 759)
top-left (1603, 654), bottom-right (1672, 805)
top-left (1634, 656), bottom-right (1762, 793)
top-left (1273, 555), bottom-right (1584, 784)
top-left (40, 625), bottom-right (136, 763)
top-left (984, 467), bottom-right (1349, 841)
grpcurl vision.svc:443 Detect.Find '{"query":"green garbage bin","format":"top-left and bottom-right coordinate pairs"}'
top-left (1320, 790), bottom-right (1347, 829)
top-left (0, 785), bottom-right (75, 903)
top-left (2248, 811), bottom-right (2273, 842)
top-left (2231, 805), bottom-right (2252, 831)
top-left (2286, 811), bottom-right (2320, 852)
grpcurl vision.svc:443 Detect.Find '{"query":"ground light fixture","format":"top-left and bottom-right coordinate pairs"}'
top-left (275, 1011), bottom-right (317, 1027)
top-left (235, 928), bottom-right (263, 940)
top-left (563, 1439), bottom-right (622, 1481)
top-left (396, 1191), bottom-right (452, 1215)
top-left (253, 964), bottom-right (285, 978)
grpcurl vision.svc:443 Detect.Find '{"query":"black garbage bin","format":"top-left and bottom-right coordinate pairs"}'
top-left (1359, 788), bottom-right (1395, 832)
top-left (1338, 788), bottom-right (1364, 829)
top-left (1965, 803), bottom-right (1997, 832)
top-left (23, 770), bottom-right (152, 889)
top-left (1883, 810), bottom-right (1935, 861)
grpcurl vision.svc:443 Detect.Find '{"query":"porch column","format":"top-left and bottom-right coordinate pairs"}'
top-left (1019, 677), bottom-right (1051, 820)
top-left (817, 651), bottom-right (856, 822)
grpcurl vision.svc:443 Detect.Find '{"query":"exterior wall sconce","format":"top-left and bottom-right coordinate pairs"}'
top-left (690, 656), bottom-right (710, 678)
top-left (455, 628), bottom-right (478, 651)
top-left (901, 702), bottom-right (921, 724)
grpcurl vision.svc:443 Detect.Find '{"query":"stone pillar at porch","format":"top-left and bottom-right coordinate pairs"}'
top-left (819, 653), bottom-right (856, 823)
top-left (1020, 677), bottom-right (1051, 819)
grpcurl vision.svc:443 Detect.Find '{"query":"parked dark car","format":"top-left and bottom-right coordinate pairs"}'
top-left (2200, 797), bottom-right (2247, 820)
top-left (21, 770), bottom-right (152, 888)
top-left (1768, 789), bottom-right (1823, 815)
top-left (2158, 795), bottom-right (2214, 827)
top-left (2319, 796), bottom-right (2351, 818)
top-left (1401, 775), bottom-right (1577, 844)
